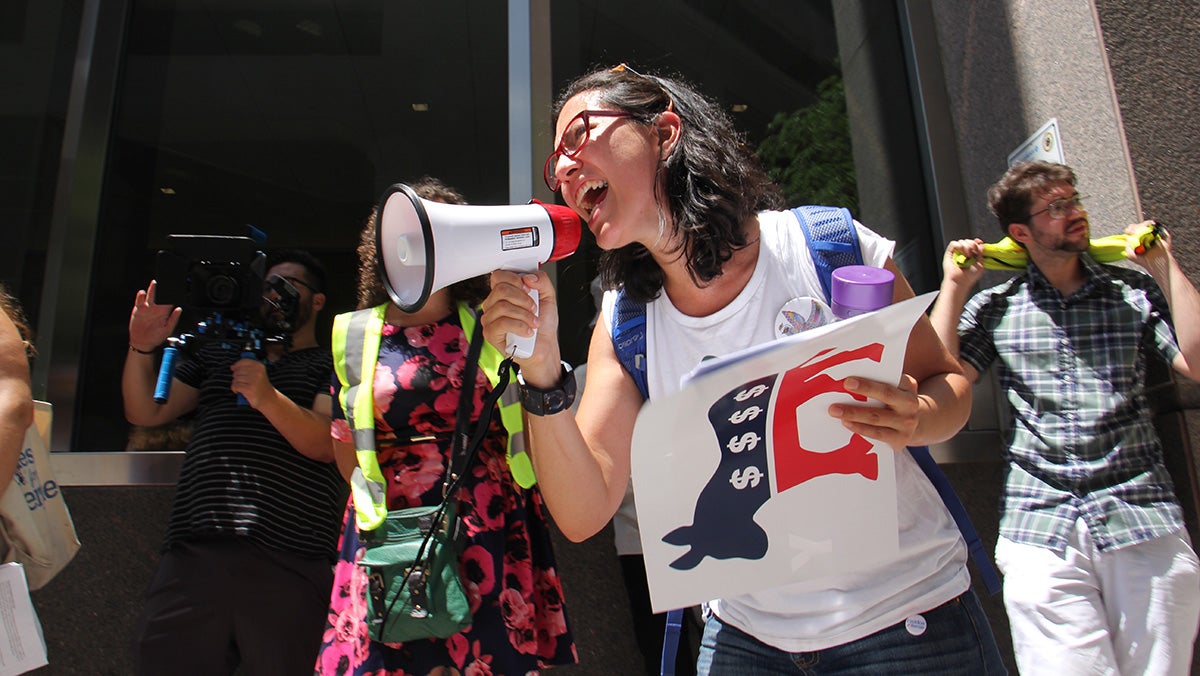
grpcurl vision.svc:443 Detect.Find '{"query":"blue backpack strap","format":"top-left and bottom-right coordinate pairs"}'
top-left (612, 288), bottom-right (650, 400)
top-left (791, 205), bottom-right (861, 301)
top-left (660, 608), bottom-right (684, 676)
top-left (907, 446), bottom-right (1003, 595)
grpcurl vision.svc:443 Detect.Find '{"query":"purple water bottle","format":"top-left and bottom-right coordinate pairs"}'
top-left (830, 265), bottom-right (895, 318)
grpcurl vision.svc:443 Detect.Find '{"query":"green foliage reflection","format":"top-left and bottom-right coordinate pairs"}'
top-left (756, 76), bottom-right (858, 214)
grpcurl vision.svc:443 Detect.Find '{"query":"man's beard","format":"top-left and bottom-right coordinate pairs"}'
top-left (291, 298), bottom-right (313, 331)
top-left (1034, 218), bottom-right (1089, 253)
top-left (262, 296), bottom-right (311, 334)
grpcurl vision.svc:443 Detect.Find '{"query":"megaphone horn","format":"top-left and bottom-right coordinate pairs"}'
top-left (376, 183), bottom-right (583, 358)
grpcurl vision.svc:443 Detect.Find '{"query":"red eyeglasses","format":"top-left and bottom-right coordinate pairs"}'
top-left (543, 110), bottom-right (633, 192)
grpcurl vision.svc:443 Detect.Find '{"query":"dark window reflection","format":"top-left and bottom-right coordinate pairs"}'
top-left (77, 0), bottom-right (509, 450)
top-left (0, 0), bottom-right (82, 334)
top-left (20, 0), bottom-right (928, 451)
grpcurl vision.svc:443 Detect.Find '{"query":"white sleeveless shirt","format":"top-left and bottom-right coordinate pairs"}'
top-left (601, 210), bottom-right (969, 651)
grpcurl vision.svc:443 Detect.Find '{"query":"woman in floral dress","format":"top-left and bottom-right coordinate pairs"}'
top-left (315, 178), bottom-right (577, 675)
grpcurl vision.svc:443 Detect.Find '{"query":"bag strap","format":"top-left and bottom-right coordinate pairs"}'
top-left (447, 311), bottom-right (487, 496)
top-left (460, 305), bottom-right (536, 488)
top-left (443, 313), bottom-right (519, 502)
top-left (660, 608), bottom-right (685, 676)
top-left (612, 289), bottom-right (650, 400)
top-left (790, 205), bottom-right (861, 302)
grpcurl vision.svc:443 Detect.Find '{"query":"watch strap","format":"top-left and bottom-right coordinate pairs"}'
top-left (518, 362), bottom-right (576, 416)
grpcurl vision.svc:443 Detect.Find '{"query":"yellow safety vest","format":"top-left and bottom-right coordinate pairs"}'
top-left (331, 302), bottom-right (533, 531)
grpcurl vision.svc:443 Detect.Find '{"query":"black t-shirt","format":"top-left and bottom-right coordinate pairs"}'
top-left (166, 343), bottom-right (345, 560)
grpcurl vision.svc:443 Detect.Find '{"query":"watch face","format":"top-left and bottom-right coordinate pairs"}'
top-left (546, 391), bottom-right (566, 412)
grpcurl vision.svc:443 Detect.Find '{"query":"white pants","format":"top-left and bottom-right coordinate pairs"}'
top-left (996, 519), bottom-right (1200, 676)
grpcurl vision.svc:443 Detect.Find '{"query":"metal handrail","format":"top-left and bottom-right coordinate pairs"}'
top-left (46, 431), bottom-right (1005, 488)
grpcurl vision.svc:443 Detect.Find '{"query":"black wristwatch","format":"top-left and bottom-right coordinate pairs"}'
top-left (517, 361), bottom-right (577, 416)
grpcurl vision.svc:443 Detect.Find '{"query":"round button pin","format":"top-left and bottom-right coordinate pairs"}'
top-left (775, 297), bottom-right (833, 339)
top-left (905, 614), bottom-right (927, 636)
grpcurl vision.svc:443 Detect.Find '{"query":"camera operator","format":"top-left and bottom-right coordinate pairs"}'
top-left (123, 249), bottom-right (346, 675)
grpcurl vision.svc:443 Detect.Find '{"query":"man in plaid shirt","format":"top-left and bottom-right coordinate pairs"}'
top-left (931, 161), bottom-right (1200, 676)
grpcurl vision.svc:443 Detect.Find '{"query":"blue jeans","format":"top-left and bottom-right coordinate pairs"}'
top-left (696, 591), bottom-right (1006, 675)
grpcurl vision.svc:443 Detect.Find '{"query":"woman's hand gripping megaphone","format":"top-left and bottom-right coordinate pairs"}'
top-left (482, 268), bottom-right (564, 366)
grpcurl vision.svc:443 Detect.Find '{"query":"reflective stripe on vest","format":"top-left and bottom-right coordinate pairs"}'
top-left (331, 302), bottom-right (534, 531)
top-left (331, 304), bottom-right (389, 530)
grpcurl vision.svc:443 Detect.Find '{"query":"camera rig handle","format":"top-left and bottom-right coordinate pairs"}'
top-left (154, 338), bottom-right (182, 404)
top-left (150, 311), bottom-right (288, 407)
top-left (235, 343), bottom-right (262, 407)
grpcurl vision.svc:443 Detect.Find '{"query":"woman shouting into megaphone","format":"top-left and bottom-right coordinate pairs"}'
top-left (480, 64), bottom-right (1006, 675)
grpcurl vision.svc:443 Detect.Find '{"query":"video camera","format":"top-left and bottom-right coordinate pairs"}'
top-left (151, 234), bottom-right (301, 403)
top-left (154, 234), bottom-right (267, 314)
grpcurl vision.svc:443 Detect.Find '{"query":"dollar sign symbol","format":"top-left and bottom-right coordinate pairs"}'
top-left (728, 406), bottom-right (762, 424)
top-left (726, 432), bottom-right (760, 454)
top-left (734, 384), bottom-right (769, 402)
top-left (729, 466), bottom-right (763, 489)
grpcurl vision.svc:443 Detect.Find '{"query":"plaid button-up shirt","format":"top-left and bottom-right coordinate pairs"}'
top-left (958, 254), bottom-right (1184, 553)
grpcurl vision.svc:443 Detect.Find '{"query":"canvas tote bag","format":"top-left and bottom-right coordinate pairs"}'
top-left (0, 401), bottom-right (81, 590)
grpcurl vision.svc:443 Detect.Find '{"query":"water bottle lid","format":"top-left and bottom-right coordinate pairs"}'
top-left (831, 265), bottom-right (895, 314)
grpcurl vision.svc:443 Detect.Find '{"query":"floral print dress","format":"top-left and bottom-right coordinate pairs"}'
top-left (316, 312), bottom-right (577, 675)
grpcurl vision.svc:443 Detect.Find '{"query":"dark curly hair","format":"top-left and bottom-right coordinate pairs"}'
top-left (356, 176), bottom-right (490, 310)
top-left (0, 284), bottom-right (35, 359)
top-left (554, 65), bottom-right (784, 302)
top-left (988, 161), bottom-right (1077, 236)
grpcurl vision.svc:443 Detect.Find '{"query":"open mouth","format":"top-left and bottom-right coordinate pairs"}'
top-left (576, 179), bottom-right (608, 217)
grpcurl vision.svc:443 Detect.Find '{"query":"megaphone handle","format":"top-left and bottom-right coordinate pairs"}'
top-left (505, 288), bottom-right (538, 359)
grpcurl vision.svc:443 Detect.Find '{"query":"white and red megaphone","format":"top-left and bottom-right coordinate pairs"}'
top-left (376, 183), bottom-right (582, 358)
